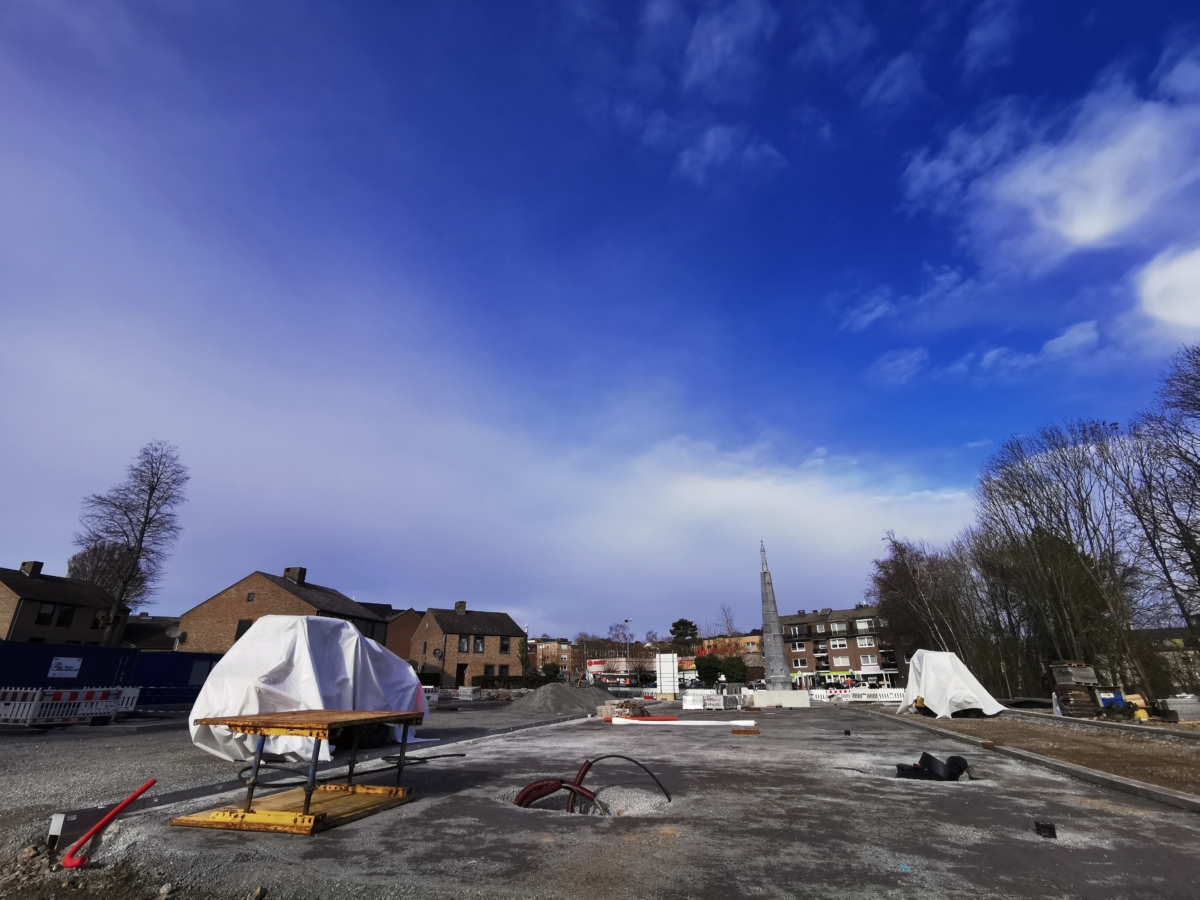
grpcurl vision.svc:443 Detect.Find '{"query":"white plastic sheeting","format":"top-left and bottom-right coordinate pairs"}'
top-left (189, 616), bottom-right (427, 762)
top-left (896, 649), bottom-right (1004, 719)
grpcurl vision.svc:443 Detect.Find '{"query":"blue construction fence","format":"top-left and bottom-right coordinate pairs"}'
top-left (0, 641), bottom-right (223, 705)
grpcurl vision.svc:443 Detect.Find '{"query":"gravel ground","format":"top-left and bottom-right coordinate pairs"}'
top-left (897, 712), bottom-right (1200, 795)
top-left (3, 706), bottom-right (1200, 898)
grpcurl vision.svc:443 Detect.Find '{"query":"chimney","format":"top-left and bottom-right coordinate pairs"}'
top-left (454, 601), bottom-right (467, 614)
top-left (20, 561), bottom-right (43, 578)
top-left (284, 567), bottom-right (307, 585)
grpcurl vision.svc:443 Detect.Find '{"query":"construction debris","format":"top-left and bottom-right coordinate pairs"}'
top-left (513, 755), bottom-right (671, 815)
top-left (509, 683), bottom-right (613, 717)
top-left (895, 752), bottom-right (971, 781)
top-left (1034, 821), bottom-right (1057, 839)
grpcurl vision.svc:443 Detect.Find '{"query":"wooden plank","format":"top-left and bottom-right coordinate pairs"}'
top-left (168, 785), bottom-right (416, 835)
top-left (193, 709), bottom-right (423, 738)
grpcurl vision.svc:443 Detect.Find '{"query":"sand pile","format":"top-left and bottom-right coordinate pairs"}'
top-left (509, 682), bottom-right (614, 716)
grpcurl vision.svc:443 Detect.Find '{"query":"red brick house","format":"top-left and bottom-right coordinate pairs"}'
top-left (0, 561), bottom-right (128, 646)
top-left (178, 567), bottom-right (388, 654)
top-left (411, 602), bottom-right (525, 686)
top-left (780, 605), bottom-right (898, 688)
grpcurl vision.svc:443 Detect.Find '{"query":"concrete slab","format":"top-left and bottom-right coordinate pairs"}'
top-left (5, 705), bottom-right (1200, 898)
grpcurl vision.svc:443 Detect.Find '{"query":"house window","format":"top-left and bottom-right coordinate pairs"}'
top-left (830, 638), bottom-right (847, 649)
top-left (473, 636), bottom-right (485, 653)
top-left (484, 664), bottom-right (495, 677)
top-left (832, 656), bottom-right (850, 667)
top-left (235, 619), bottom-right (254, 640)
top-left (861, 654), bottom-right (878, 666)
top-left (458, 636), bottom-right (470, 653)
top-left (815, 624), bottom-right (825, 633)
top-left (857, 636), bottom-right (875, 648)
top-left (247, 591), bottom-right (255, 602)
top-left (815, 641), bottom-right (827, 651)
top-left (789, 626), bottom-right (800, 636)
top-left (791, 659), bottom-right (801, 668)
top-left (500, 636), bottom-right (511, 653)
top-left (856, 618), bottom-right (872, 631)
top-left (91, 610), bottom-right (105, 630)
top-left (793, 658), bottom-right (808, 669)
top-left (56, 605), bottom-right (76, 628)
top-left (791, 641), bottom-right (805, 652)
top-left (423, 641), bottom-right (427, 654)
top-left (499, 665), bottom-right (510, 676)
top-left (831, 622), bottom-right (846, 633)
top-left (35, 603), bottom-right (55, 626)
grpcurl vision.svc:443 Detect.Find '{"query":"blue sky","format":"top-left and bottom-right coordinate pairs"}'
top-left (3, 1), bottom-right (1200, 638)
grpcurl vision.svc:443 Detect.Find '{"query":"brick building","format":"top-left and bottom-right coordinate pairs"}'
top-left (529, 636), bottom-right (576, 676)
top-left (178, 567), bottom-right (388, 653)
top-left (779, 605), bottom-right (898, 688)
top-left (0, 561), bottom-right (128, 646)
top-left (410, 602), bottom-right (525, 686)
top-left (360, 605), bottom-right (424, 664)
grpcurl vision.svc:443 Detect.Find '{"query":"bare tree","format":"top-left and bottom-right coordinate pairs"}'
top-left (607, 621), bottom-right (633, 646)
top-left (67, 541), bottom-right (148, 609)
top-left (718, 603), bottom-right (739, 637)
top-left (74, 441), bottom-right (189, 644)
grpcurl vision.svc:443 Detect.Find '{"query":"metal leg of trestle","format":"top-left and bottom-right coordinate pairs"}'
top-left (345, 728), bottom-right (360, 786)
top-left (394, 724), bottom-right (409, 787)
top-left (302, 738), bottom-right (322, 815)
top-left (243, 734), bottom-right (266, 813)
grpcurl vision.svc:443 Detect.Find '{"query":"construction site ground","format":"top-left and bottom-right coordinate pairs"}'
top-left (894, 711), bottom-right (1200, 796)
top-left (3, 702), bottom-right (1200, 899)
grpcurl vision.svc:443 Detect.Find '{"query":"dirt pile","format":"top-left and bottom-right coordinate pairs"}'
top-left (509, 683), bottom-right (613, 717)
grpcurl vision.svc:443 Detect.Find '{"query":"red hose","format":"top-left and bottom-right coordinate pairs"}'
top-left (61, 779), bottom-right (156, 869)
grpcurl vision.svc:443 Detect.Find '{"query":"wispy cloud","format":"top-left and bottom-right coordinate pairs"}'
top-left (674, 123), bottom-right (785, 185)
top-left (973, 321), bottom-right (1100, 375)
top-left (860, 52), bottom-right (928, 117)
top-left (865, 347), bottom-right (929, 386)
top-left (961, 0), bottom-right (1019, 76)
top-left (681, 0), bottom-right (779, 105)
top-left (905, 52), bottom-right (1200, 272)
top-left (791, 5), bottom-right (876, 70)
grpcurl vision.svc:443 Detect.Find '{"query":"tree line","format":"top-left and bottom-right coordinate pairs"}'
top-left (870, 346), bottom-right (1200, 699)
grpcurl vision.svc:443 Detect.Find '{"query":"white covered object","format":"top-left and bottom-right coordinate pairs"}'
top-left (896, 649), bottom-right (1004, 719)
top-left (189, 616), bottom-right (427, 762)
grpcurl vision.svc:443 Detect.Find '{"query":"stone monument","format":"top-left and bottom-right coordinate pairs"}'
top-left (760, 542), bottom-right (791, 692)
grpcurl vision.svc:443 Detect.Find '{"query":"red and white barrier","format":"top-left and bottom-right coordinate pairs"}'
top-left (0, 687), bottom-right (141, 726)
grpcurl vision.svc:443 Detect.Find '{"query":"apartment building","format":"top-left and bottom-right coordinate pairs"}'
top-left (778, 605), bottom-right (898, 688)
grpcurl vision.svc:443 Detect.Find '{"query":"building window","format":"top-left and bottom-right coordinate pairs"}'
top-left (423, 641), bottom-right (428, 654)
top-left (793, 658), bottom-right (808, 669)
top-left (815, 641), bottom-right (827, 651)
top-left (499, 665), bottom-right (510, 676)
top-left (247, 591), bottom-right (255, 602)
top-left (473, 636), bottom-right (485, 653)
top-left (35, 603), bottom-right (55, 626)
top-left (56, 605), bottom-right (76, 628)
top-left (789, 626), bottom-right (800, 636)
top-left (815, 624), bottom-right (825, 633)
top-left (856, 618), bottom-right (871, 631)
top-left (458, 635), bottom-right (470, 653)
top-left (235, 619), bottom-right (254, 640)
top-left (861, 654), bottom-right (878, 666)
top-left (857, 636), bottom-right (875, 648)
top-left (484, 664), bottom-right (495, 677)
top-left (500, 636), bottom-right (511, 653)
top-left (829, 638), bottom-right (847, 649)
top-left (91, 610), bottom-right (105, 630)
top-left (791, 641), bottom-right (805, 652)
top-left (791, 659), bottom-right (801, 668)
top-left (833, 655), bottom-right (850, 667)
top-left (831, 622), bottom-right (846, 633)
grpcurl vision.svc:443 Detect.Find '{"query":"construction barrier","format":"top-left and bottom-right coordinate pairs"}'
top-left (809, 688), bottom-right (904, 703)
top-left (0, 687), bottom-right (141, 726)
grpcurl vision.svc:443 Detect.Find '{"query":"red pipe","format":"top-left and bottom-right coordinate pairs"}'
top-left (61, 779), bottom-right (156, 869)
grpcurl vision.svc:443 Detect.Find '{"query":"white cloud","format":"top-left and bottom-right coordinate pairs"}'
top-left (1137, 244), bottom-right (1200, 328)
top-left (860, 52), bottom-right (927, 117)
top-left (681, 0), bottom-right (779, 104)
top-left (1041, 320), bottom-right (1099, 357)
top-left (865, 348), bottom-right (929, 386)
top-left (791, 7), bottom-right (875, 69)
top-left (972, 321), bottom-right (1100, 375)
top-left (905, 57), bottom-right (1200, 271)
top-left (674, 123), bottom-right (785, 186)
top-left (961, 0), bottom-right (1019, 76)
top-left (840, 287), bottom-right (894, 332)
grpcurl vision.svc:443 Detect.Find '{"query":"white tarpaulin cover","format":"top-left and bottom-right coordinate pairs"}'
top-left (189, 615), bottom-right (428, 762)
top-left (896, 649), bottom-right (1005, 719)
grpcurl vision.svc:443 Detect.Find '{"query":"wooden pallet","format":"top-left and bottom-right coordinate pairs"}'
top-left (169, 783), bottom-right (414, 835)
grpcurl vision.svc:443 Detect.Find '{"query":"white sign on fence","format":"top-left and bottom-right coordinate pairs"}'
top-left (47, 658), bottom-right (83, 679)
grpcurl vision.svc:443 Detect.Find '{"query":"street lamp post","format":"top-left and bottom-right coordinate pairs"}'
top-left (624, 618), bottom-right (631, 680)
